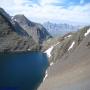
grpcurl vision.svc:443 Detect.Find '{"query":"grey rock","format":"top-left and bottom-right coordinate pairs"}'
top-left (13, 15), bottom-right (52, 44)
top-left (42, 26), bottom-right (90, 63)
top-left (38, 26), bottom-right (90, 90)
top-left (0, 8), bottom-right (39, 52)
top-left (49, 26), bottom-right (90, 63)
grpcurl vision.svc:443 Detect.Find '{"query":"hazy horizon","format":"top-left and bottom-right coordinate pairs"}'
top-left (0, 0), bottom-right (90, 25)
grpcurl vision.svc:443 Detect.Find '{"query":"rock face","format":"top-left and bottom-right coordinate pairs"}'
top-left (13, 15), bottom-right (52, 44)
top-left (0, 8), bottom-right (52, 52)
top-left (0, 8), bottom-right (40, 52)
top-left (38, 26), bottom-right (90, 90)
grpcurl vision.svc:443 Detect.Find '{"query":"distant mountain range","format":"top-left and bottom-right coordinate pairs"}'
top-left (43, 22), bottom-right (81, 37)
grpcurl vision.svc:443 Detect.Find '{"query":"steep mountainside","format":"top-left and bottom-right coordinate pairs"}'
top-left (13, 15), bottom-right (52, 44)
top-left (0, 8), bottom-right (39, 52)
top-left (43, 26), bottom-right (90, 63)
top-left (39, 26), bottom-right (90, 90)
top-left (43, 22), bottom-right (80, 36)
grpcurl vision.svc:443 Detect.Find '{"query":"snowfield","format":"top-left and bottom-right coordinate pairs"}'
top-left (43, 70), bottom-right (48, 82)
top-left (68, 41), bottom-right (75, 51)
top-left (28, 48), bottom-right (31, 51)
top-left (50, 62), bottom-right (54, 66)
top-left (65, 35), bottom-right (72, 39)
top-left (84, 28), bottom-right (90, 37)
top-left (44, 46), bottom-right (54, 58)
top-left (44, 42), bottom-right (60, 58)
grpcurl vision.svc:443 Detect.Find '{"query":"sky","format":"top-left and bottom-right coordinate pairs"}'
top-left (0, 0), bottom-right (90, 25)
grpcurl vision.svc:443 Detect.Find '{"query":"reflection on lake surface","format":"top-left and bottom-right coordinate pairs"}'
top-left (0, 51), bottom-right (49, 90)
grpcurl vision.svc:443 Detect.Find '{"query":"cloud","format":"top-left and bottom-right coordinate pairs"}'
top-left (0, 0), bottom-right (90, 25)
top-left (39, 0), bottom-right (63, 6)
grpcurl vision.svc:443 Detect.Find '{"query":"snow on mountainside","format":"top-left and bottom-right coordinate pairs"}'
top-left (38, 26), bottom-right (90, 90)
top-left (44, 42), bottom-right (60, 58)
top-left (84, 28), bottom-right (90, 37)
top-left (68, 41), bottom-right (75, 51)
top-left (42, 26), bottom-right (90, 63)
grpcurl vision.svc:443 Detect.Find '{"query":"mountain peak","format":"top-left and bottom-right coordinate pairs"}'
top-left (12, 15), bottom-right (52, 44)
top-left (14, 14), bottom-right (26, 19)
top-left (0, 8), bottom-right (39, 52)
top-left (13, 14), bottom-right (30, 23)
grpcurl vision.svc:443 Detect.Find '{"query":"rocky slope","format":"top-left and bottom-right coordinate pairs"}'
top-left (43, 26), bottom-right (90, 63)
top-left (13, 15), bottom-right (52, 44)
top-left (0, 8), bottom-right (40, 52)
top-left (38, 26), bottom-right (90, 90)
top-left (0, 8), bottom-right (52, 52)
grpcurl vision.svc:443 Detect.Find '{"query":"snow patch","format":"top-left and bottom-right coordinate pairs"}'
top-left (44, 46), bottom-right (54, 58)
top-left (54, 42), bottom-right (60, 46)
top-left (67, 35), bottom-right (72, 38)
top-left (50, 62), bottom-right (54, 66)
top-left (43, 70), bottom-right (48, 82)
top-left (65, 35), bottom-right (72, 39)
top-left (11, 16), bottom-right (14, 19)
top-left (68, 41), bottom-right (75, 51)
top-left (84, 28), bottom-right (90, 37)
top-left (27, 48), bottom-right (31, 51)
top-left (14, 19), bottom-right (17, 21)
top-left (44, 42), bottom-right (60, 58)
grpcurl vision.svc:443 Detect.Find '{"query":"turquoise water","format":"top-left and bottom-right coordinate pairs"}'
top-left (0, 52), bottom-right (49, 90)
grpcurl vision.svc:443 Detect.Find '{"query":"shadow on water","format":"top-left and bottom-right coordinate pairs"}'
top-left (0, 51), bottom-right (49, 90)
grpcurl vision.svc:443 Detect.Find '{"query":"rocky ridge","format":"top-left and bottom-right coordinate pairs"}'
top-left (0, 8), bottom-right (51, 52)
top-left (39, 26), bottom-right (90, 90)
top-left (44, 26), bottom-right (90, 63)
top-left (13, 15), bottom-right (52, 44)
